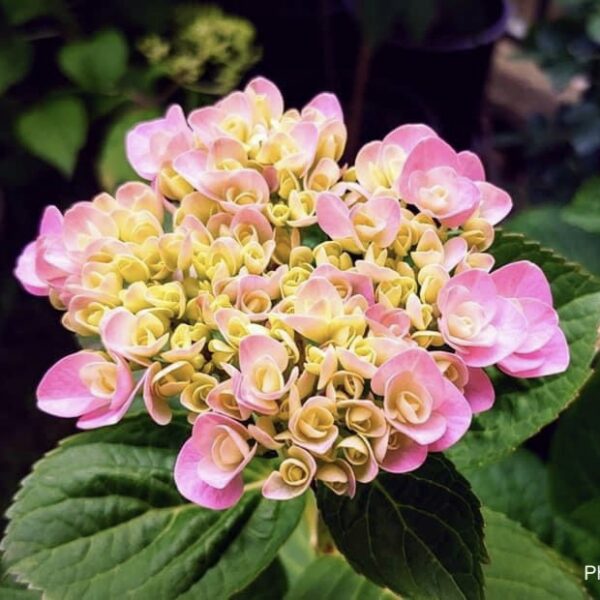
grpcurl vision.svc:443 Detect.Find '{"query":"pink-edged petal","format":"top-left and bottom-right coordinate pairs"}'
top-left (304, 92), bottom-right (343, 120)
top-left (77, 360), bottom-right (140, 429)
top-left (491, 261), bottom-right (553, 305)
top-left (476, 181), bottom-right (512, 225)
top-left (383, 123), bottom-right (438, 153)
top-left (428, 382), bottom-right (472, 451)
top-left (457, 150), bottom-right (485, 181)
top-left (355, 141), bottom-right (382, 191)
top-left (14, 242), bottom-right (48, 296)
top-left (37, 351), bottom-right (107, 417)
top-left (374, 431), bottom-right (428, 473)
top-left (174, 439), bottom-right (244, 509)
top-left (173, 149), bottom-right (208, 189)
top-left (316, 192), bottom-right (353, 239)
top-left (458, 297), bottom-right (528, 367)
top-left (464, 367), bottom-right (495, 413)
top-left (516, 298), bottom-right (559, 354)
top-left (499, 327), bottom-right (569, 378)
top-left (337, 348), bottom-right (376, 378)
top-left (39, 205), bottom-right (64, 235)
top-left (392, 412), bottom-right (447, 446)
top-left (399, 137), bottom-right (459, 197)
top-left (188, 106), bottom-right (225, 146)
top-left (372, 348), bottom-right (443, 398)
top-left (239, 334), bottom-right (288, 373)
top-left (143, 363), bottom-right (172, 426)
top-left (245, 77), bottom-right (284, 120)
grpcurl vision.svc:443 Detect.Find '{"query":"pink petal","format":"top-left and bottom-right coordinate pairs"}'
top-left (316, 192), bottom-right (353, 239)
top-left (499, 327), bottom-right (569, 378)
top-left (491, 261), bottom-right (553, 305)
top-left (174, 439), bottom-right (243, 509)
top-left (383, 123), bottom-right (438, 153)
top-left (374, 431), bottom-right (428, 473)
top-left (172, 149), bottom-right (208, 189)
top-left (428, 382), bottom-right (472, 451)
top-left (304, 92), bottom-right (343, 120)
top-left (457, 150), bottom-right (485, 181)
top-left (14, 241), bottom-right (48, 296)
top-left (464, 367), bottom-right (495, 413)
top-left (239, 334), bottom-right (289, 373)
top-left (245, 77), bottom-right (284, 120)
top-left (37, 351), bottom-right (108, 418)
top-left (476, 182), bottom-right (512, 225)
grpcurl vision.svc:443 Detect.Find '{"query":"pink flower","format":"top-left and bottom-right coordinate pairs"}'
top-left (492, 261), bottom-right (569, 377)
top-left (14, 205), bottom-right (71, 296)
top-left (399, 137), bottom-right (512, 227)
top-left (316, 193), bottom-right (402, 251)
top-left (36, 351), bottom-right (137, 428)
top-left (174, 413), bottom-right (256, 510)
top-left (126, 105), bottom-right (193, 180)
top-left (372, 428), bottom-right (428, 473)
top-left (371, 348), bottom-right (472, 450)
top-left (262, 445), bottom-right (317, 500)
top-left (355, 124), bottom-right (438, 194)
top-left (437, 268), bottom-right (528, 367)
top-left (365, 303), bottom-right (411, 339)
top-left (312, 264), bottom-right (375, 305)
top-left (228, 334), bottom-right (298, 414)
top-left (431, 351), bottom-right (495, 414)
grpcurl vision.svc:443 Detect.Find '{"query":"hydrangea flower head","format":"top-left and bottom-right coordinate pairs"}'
top-left (15, 77), bottom-right (569, 509)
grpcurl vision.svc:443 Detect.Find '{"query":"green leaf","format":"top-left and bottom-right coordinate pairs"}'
top-left (449, 231), bottom-right (600, 470)
top-left (301, 224), bottom-right (329, 249)
top-left (97, 108), bottom-right (159, 191)
top-left (286, 555), bottom-right (396, 599)
top-left (0, 0), bottom-right (61, 25)
top-left (1, 414), bottom-right (304, 599)
top-left (317, 455), bottom-right (486, 600)
top-left (465, 450), bottom-right (554, 543)
top-left (483, 509), bottom-right (588, 599)
top-left (278, 493), bottom-right (317, 585)
top-left (506, 205), bottom-right (600, 275)
top-left (233, 558), bottom-right (288, 600)
top-left (0, 37), bottom-right (33, 95)
top-left (58, 29), bottom-right (128, 93)
top-left (562, 177), bottom-right (600, 234)
top-left (550, 370), bottom-right (600, 543)
top-left (0, 558), bottom-right (40, 599)
top-left (466, 449), bottom-right (600, 597)
top-left (16, 96), bottom-right (87, 177)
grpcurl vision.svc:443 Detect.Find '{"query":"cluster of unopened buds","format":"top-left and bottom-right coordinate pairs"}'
top-left (15, 78), bottom-right (569, 509)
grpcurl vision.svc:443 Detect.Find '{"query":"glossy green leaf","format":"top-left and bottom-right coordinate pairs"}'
top-left (465, 449), bottom-right (554, 543)
top-left (16, 96), bottom-right (87, 177)
top-left (58, 29), bottom-right (128, 93)
top-left (562, 177), bottom-right (600, 234)
top-left (507, 205), bottom-right (600, 275)
top-left (0, 37), bottom-right (33, 95)
top-left (466, 448), bottom-right (600, 597)
top-left (1, 414), bottom-right (304, 599)
top-left (449, 231), bottom-right (600, 470)
top-left (550, 370), bottom-right (600, 548)
top-left (286, 556), bottom-right (396, 600)
top-left (233, 558), bottom-right (288, 600)
top-left (483, 509), bottom-right (587, 599)
top-left (278, 493), bottom-right (317, 585)
top-left (97, 108), bottom-right (159, 191)
top-left (317, 455), bottom-right (486, 600)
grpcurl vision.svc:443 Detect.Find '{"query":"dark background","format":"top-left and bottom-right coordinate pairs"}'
top-left (1, 0), bottom-right (599, 521)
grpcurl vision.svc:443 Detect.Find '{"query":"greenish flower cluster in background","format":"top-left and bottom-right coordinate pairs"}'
top-left (138, 5), bottom-right (260, 94)
top-left (0, 0), bottom-right (259, 185)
